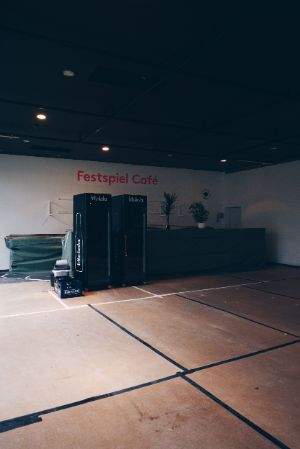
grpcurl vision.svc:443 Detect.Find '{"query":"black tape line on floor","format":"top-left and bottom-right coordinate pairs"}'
top-left (229, 274), bottom-right (300, 283)
top-left (182, 376), bottom-right (291, 449)
top-left (176, 294), bottom-right (300, 338)
top-left (184, 339), bottom-right (300, 375)
top-left (0, 373), bottom-right (180, 433)
top-left (245, 285), bottom-right (300, 302)
top-left (0, 415), bottom-right (43, 432)
top-left (88, 304), bottom-right (186, 371)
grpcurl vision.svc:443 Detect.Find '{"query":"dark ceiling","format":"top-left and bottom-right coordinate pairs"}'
top-left (1, 2), bottom-right (300, 172)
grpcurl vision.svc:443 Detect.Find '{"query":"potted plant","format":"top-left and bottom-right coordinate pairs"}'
top-left (189, 201), bottom-right (209, 228)
top-left (161, 192), bottom-right (178, 230)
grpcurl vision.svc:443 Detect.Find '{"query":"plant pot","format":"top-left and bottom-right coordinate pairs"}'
top-left (197, 222), bottom-right (206, 229)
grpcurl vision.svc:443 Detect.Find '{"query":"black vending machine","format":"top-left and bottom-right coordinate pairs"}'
top-left (112, 194), bottom-right (147, 285)
top-left (73, 193), bottom-right (112, 290)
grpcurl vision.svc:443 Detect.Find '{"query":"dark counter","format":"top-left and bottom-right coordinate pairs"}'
top-left (4, 228), bottom-right (265, 277)
top-left (147, 228), bottom-right (265, 276)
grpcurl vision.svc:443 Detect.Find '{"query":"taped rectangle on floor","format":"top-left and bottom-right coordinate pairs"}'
top-left (183, 285), bottom-right (300, 336)
top-left (0, 307), bottom-right (177, 421)
top-left (0, 377), bottom-right (277, 449)
top-left (188, 343), bottom-right (300, 449)
top-left (93, 295), bottom-right (294, 369)
top-left (0, 282), bottom-right (64, 316)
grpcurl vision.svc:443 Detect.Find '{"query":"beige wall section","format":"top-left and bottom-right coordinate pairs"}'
top-left (2, 155), bottom-right (299, 270)
top-left (0, 154), bottom-right (223, 269)
top-left (223, 161), bottom-right (300, 266)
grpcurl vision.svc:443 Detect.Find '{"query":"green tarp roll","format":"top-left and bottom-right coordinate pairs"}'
top-left (5, 234), bottom-right (63, 274)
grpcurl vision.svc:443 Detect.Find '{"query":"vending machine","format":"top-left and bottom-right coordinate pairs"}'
top-left (112, 194), bottom-right (147, 285)
top-left (73, 193), bottom-right (112, 290)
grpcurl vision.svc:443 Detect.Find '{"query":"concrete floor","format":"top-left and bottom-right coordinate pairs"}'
top-left (0, 265), bottom-right (299, 448)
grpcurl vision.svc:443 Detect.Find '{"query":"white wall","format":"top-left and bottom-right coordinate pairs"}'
top-left (0, 154), bottom-right (223, 269)
top-left (2, 154), bottom-right (299, 269)
top-left (223, 161), bottom-right (300, 266)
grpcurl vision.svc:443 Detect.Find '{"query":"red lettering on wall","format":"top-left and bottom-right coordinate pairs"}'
top-left (77, 170), bottom-right (159, 186)
top-left (132, 174), bottom-right (159, 185)
top-left (77, 170), bottom-right (84, 181)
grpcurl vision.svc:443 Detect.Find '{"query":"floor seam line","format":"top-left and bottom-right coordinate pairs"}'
top-left (229, 275), bottom-right (300, 283)
top-left (48, 290), bottom-right (69, 309)
top-left (88, 304), bottom-right (186, 371)
top-left (176, 294), bottom-right (300, 338)
top-left (132, 285), bottom-right (157, 296)
top-left (91, 294), bottom-right (163, 306)
top-left (0, 373), bottom-right (181, 433)
top-left (245, 285), bottom-right (300, 302)
top-left (0, 297), bottom-right (162, 319)
top-left (181, 376), bottom-right (291, 449)
top-left (0, 282), bottom-right (271, 320)
top-left (183, 339), bottom-right (300, 374)
top-left (133, 280), bottom-right (270, 299)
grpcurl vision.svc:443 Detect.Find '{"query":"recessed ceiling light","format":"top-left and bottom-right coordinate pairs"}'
top-left (36, 113), bottom-right (47, 120)
top-left (102, 145), bottom-right (110, 152)
top-left (63, 69), bottom-right (75, 77)
top-left (220, 159), bottom-right (227, 163)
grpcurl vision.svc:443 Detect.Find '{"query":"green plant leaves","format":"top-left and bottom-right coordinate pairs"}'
top-left (189, 201), bottom-right (209, 223)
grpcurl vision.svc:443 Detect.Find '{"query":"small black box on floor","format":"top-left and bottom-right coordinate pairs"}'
top-left (54, 278), bottom-right (83, 299)
top-left (73, 193), bottom-right (112, 290)
top-left (112, 194), bottom-right (147, 285)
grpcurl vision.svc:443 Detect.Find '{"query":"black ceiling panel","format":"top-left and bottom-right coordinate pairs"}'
top-left (185, 23), bottom-right (300, 98)
top-left (90, 66), bottom-right (167, 90)
top-left (216, 102), bottom-right (300, 141)
top-left (122, 75), bottom-right (279, 130)
top-left (0, 2), bottom-right (299, 172)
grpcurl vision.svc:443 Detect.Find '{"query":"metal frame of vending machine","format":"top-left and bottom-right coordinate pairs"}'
top-left (73, 193), bottom-right (112, 290)
top-left (112, 194), bottom-right (147, 285)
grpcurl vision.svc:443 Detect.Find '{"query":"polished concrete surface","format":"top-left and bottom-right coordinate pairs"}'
top-left (0, 281), bottom-right (64, 316)
top-left (0, 378), bottom-right (276, 449)
top-left (0, 265), bottom-right (299, 449)
top-left (0, 307), bottom-right (176, 420)
top-left (184, 286), bottom-right (300, 336)
top-left (248, 278), bottom-right (300, 300)
top-left (63, 285), bottom-right (156, 306)
top-left (229, 265), bottom-right (300, 282)
top-left (189, 344), bottom-right (300, 448)
top-left (94, 296), bottom-right (294, 368)
top-left (139, 274), bottom-right (248, 295)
